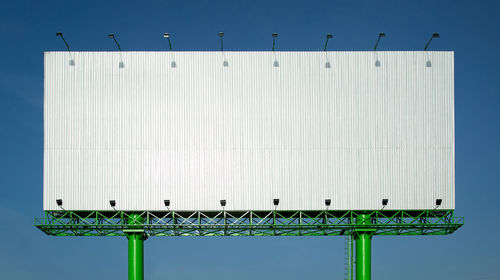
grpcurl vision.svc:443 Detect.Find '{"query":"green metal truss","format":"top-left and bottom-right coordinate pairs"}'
top-left (35, 210), bottom-right (463, 237)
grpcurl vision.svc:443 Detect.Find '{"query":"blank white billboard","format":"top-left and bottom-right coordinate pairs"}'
top-left (43, 51), bottom-right (454, 211)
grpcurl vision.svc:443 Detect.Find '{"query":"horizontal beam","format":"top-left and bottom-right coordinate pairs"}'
top-left (35, 210), bottom-right (463, 237)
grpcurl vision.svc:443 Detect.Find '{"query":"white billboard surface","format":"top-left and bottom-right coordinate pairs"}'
top-left (44, 51), bottom-right (454, 211)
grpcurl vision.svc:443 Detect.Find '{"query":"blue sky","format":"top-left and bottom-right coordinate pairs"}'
top-left (0, 0), bottom-right (499, 279)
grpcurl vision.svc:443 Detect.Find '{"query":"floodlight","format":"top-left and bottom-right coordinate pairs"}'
top-left (325, 199), bottom-right (331, 206)
top-left (163, 32), bottom-right (173, 51)
top-left (55, 32), bottom-right (71, 52)
top-left (164, 199), bottom-right (170, 207)
top-left (424, 33), bottom-right (440, 51)
top-left (109, 200), bottom-right (116, 207)
top-left (382, 198), bottom-right (389, 206)
top-left (324, 34), bottom-right (333, 51)
top-left (435, 199), bottom-right (442, 206)
top-left (273, 198), bottom-right (280, 206)
top-left (220, 199), bottom-right (226, 207)
top-left (374, 32), bottom-right (386, 51)
top-left (56, 199), bottom-right (63, 206)
top-left (272, 33), bottom-right (278, 51)
top-left (108, 33), bottom-right (122, 51)
top-left (219, 32), bottom-right (224, 51)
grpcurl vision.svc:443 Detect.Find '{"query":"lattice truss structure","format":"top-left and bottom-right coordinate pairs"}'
top-left (35, 210), bottom-right (463, 237)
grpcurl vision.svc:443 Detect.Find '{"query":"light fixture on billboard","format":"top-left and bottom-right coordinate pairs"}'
top-left (325, 199), bottom-right (331, 207)
top-left (325, 35), bottom-right (333, 68)
top-left (272, 33), bottom-right (279, 67)
top-left (324, 34), bottom-right (333, 51)
top-left (435, 199), bottom-right (442, 206)
top-left (108, 33), bottom-right (122, 51)
top-left (220, 199), bottom-right (226, 207)
top-left (108, 34), bottom-right (124, 68)
top-left (273, 198), bottom-right (280, 206)
top-left (219, 32), bottom-right (224, 51)
top-left (424, 33), bottom-right (439, 67)
top-left (374, 33), bottom-right (385, 67)
top-left (56, 32), bottom-right (75, 66)
top-left (56, 199), bottom-right (63, 207)
top-left (272, 33), bottom-right (278, 51)
top-left (374, 32), bottom-right (385, 51)
top-left (164, 33), bottom-right (176, 67)
top-left (164, 199), bottom-right (170, 207)
top-left (219, 32), bottom-right (229, 66)
top-left (109, 200), bottom-right (116, 208)
top-left (382, 198), bottom-right (389, 206)
top-left (424, 33), bottom-right (440, 51)
top-left (163, 33), bottom-right (173, 51)
top-left (56, 32), bottom-right (70, 51)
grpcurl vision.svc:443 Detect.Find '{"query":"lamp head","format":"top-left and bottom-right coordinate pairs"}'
top-left (56, 199), bottom-right (63, 206)
top-left (108, 33), bottom-right (115, 39)
top-left (379, 33), bottom-right (386, 38)
top-left (382, 198), bottom-right (389, 206)
top-left (272, 33), bottom-right (278, 38)
top-left (219, 32), bottom-right (224, 37)
top-left (109, 200), bottom-right (116, 207)
top-left (433, 33), bottom-right (440, 38)
top-left (273, 198), bottom-right (280, 206)
top-left (326, 34), bottom-right (333, 39)
top-left (325, 199), bottom-right (331, 206)
top-left (56, 32), bottom-right (63, 37)
top-left (220, 199), bottom-right (226, 207)
top-left (435, 199), bottom-right (442, 206)
top-left (164, 199), bottom-right (170, 207)
top-left (163, 33), bottom-right (170, 38)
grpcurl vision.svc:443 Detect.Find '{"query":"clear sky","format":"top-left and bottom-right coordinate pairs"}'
top-left (0, 0), bottom-right (499, 279)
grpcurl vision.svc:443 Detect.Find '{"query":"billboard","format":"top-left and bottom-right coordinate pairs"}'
top-left (44, 51), bottom-right (454, 211)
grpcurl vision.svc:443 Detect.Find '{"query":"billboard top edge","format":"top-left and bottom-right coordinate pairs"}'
top-left (43, 50), bottom-right (455, 54)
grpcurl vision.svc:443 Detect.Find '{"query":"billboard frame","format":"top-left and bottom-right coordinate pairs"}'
top-left (35, 209), bottom-right (463, 280)
top-left (35, 209), bottom-right (463, 237)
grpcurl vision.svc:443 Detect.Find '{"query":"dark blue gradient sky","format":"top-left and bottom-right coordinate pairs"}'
top-left (0, 1), bottom-right (499, 279)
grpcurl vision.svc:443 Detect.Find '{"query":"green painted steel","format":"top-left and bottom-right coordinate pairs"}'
top-left (126, 214), bottom-right (145, 280)
top-left (127, 231), bottom-right (144, 280)
top-left (355, 214), bottom-right (373, 280)
top-left (355, 234), bottom-right (371, 280)
top-left (34, 210), bottom-right (463, 237)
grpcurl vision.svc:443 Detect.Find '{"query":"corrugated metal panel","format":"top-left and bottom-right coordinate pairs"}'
top-left (43, 51), bottom-right (455, 211)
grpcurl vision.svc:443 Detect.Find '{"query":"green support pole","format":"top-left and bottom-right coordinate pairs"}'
top-left (355, 214), bottom-right (373, 280)
top-left (125, 214), bottom-right (146, 280)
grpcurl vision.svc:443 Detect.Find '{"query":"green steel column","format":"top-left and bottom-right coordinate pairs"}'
top-left (126, 214), bottom-right (145, 280)
top-left (355, 214), bottom-right (373, 280)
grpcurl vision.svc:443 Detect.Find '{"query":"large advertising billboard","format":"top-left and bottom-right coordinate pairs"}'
top-left (44, 51), bottom-right (454, 211)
